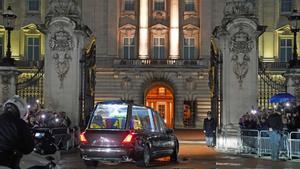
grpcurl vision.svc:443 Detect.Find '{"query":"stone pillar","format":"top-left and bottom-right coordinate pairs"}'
top-left (139, 0), bottom-right (149, 59)
top-left (0, 66), bottom-right (19, 103)
top-left (174, 99), bottom-right (184, 128)
top-left (213, 0), bottom-right (264, 151)
top-left (285, 68), bottom-right (300, 105)
top-left (169, 0), bottom-right (179, 59)
top-left (43, 0), bottom-right (89, 126)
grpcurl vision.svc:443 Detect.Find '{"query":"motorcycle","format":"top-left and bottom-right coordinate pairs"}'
top-left (20, 128), bottom-right (60, 169)
top-left (0, 128), bottom-right (61, 169)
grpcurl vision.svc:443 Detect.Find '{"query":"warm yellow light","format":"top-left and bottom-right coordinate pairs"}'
top-left (170, 29), bottom-right (179, 58)
top-left (170, 0), bottom-right (179, 59)
top-left (139, 0), bottom-right (149, 59)
top-left (139, 28), bottom-right (148, 59)
top-left (140, 0), bottom-right (148, 28)
top-left (170, 0), bottom-right (179, 27)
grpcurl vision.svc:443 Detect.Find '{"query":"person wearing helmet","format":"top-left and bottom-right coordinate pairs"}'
top-left (0, 95), bottom-right (34, 169)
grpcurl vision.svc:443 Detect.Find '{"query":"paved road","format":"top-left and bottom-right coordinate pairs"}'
top-left (57, 144), bottom-right (300, 169)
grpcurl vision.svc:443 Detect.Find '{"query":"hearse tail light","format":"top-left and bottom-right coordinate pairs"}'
top-left (80, 132), bottom-right (88, 145)
top-left (122, 132), bottom-right (135, 144)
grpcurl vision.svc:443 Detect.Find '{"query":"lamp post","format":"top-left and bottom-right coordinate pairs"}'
top-left (288, 9), bottom-right (300, 67)
top-left (1, 6), bottom-right (17, 66)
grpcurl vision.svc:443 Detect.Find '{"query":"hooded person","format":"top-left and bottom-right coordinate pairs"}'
top-left (0, 95), bottom-right (34, 169)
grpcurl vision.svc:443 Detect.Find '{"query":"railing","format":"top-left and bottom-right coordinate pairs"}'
top-left (113, 58), bottom-right (209, 68)
top-left (259, 61), bottom-right (289, 71)
top-left (15, 60), bottom-right (44, 68)
top-left (240, 129), bottom-right (300, 160)
top-left (16, 60), bottom-right (45, 104)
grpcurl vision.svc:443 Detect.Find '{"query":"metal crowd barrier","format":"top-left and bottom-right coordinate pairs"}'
top-left (289, 132), bottom-right (300, 159)
top-left (240, 129), bottom-right (259, 155)
top-left (51, 127), bottom-right (72, 150)
top-left (258, 130), bottom-right (271, 156)
top-left (241, 129), bottom-right (292, 159)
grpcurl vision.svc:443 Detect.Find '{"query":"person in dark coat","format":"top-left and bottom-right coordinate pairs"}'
top-left (0, 96), bottom-right (34, 169)
top-left (268, 111), bottom-right (283, 161)
top-left (203, 111), bottom-right (216, 147)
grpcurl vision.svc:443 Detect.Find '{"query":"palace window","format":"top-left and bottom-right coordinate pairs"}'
top-left (124, 0), bottom-right (135, 11)
top-left (153, 37), bottom-right (165, 59)
top-left (0, 0), bottom-right (3, 11)
top-left (185, 0), bottom-right (195, 11)
top-left (27, 0), bottom-right (40, 12)
top-left (184, 38), bottom-right (195, 59)
top-left (154, 0), bottom-right (165, 11)
top-left (279, 38), bottom-right (292, 62)
top-left (123, 37), bottom-right (135, 59)
top-left (281, 0), bottom-right (292, 13)
top-left (0, 35), bottom-right (3, 59)
top-left (26, 36), bottom-right (40, 61)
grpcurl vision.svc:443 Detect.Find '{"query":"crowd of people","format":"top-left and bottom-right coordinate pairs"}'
top-left (26, 102), bottom-right (71, 128)
top-left (239, 104), bottom-right (300, 161)
top-left (239, 105), bottom-right (300, 132)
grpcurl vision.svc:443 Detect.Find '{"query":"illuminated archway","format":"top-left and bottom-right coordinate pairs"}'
top-left (145, 83), bottom-right (174, 128)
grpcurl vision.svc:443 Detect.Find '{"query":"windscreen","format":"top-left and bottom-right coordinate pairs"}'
top-left (89, 103), bottom-right (128, 129)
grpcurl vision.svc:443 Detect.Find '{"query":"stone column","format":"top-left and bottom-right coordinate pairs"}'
top-left (213, 0), bottom-right (265, 151)
top-left (285, 68), bottom-right (300, 105)
top-left (139, 0), bottom-right (149, 59)
top-left (43, 0), bottom-right (89, 126)
top-left (0, 66), bottom-right (19, 104)
top-left (169, 0), bottom-right (179, 59)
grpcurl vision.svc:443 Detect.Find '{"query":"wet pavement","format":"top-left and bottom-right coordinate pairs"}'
top-left (57, 144), bottom-right (300, 169)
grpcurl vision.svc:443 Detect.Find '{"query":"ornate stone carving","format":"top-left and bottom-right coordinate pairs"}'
top-left (151, 24), bottom-right (168, 36)
top-left (185, 76), bottom-right (195, 91)
top-left (120, 11), bottom-right (136, 20)
top-left (121, 76), bottom-right (132, 90)
top-left (119, 24), bottom-right (136, 37)
top-left (152, 11), bottom-right (166, 20)
top-left (230, 27), bottom-right (254, 88)
top-left (46, 0), bottom-right (81, 23)
top-left (291, 76), bottom-right (300, 100)
top-left (184, 11), bottom-right (198, 20)
top-left (183, 24), bottom-right (199, 37)
top-left (224, 0), bottom-right (255, 17)
top-left (1, 74), bottom-right (11, 102)
top-left (49, 26), bottom-right (73, 88)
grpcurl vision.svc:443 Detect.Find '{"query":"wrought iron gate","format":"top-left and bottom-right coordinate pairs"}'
top-left (258, 60), bottom-right (288, 109)
top-left (79, 38), bottom-right (96, 127)
top-left (16, 61), bottom-right (44, 105)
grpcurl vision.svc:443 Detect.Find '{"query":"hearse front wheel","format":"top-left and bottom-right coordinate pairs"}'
top-left (136, 145), bottom-right (151, 167)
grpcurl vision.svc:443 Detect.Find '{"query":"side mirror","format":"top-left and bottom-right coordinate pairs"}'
top-left (166, 128), bottom-right (174, 134)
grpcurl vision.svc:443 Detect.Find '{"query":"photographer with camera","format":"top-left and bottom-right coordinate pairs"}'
top-left (0, 95), bottom-right (34, 169)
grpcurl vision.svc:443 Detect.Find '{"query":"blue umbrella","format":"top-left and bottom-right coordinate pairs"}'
top-left (269, 92), bottom-right (296, 103)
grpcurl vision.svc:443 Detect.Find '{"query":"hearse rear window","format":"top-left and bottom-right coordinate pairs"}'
top-left (89, 104), bottom-right (128, 129)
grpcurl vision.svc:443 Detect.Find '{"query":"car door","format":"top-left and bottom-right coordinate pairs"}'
top-left (155, 111), bottom-right (174, 156)
top-left (132, 106), bottom-right (160, 155)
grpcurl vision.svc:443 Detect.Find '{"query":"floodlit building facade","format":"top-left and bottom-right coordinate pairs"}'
top-left (82, 0), bottom-right (224, 128)
top-left (257, 0), bottom-right (300, 108)
top-left (1, 0), bottom-right (299, 128)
